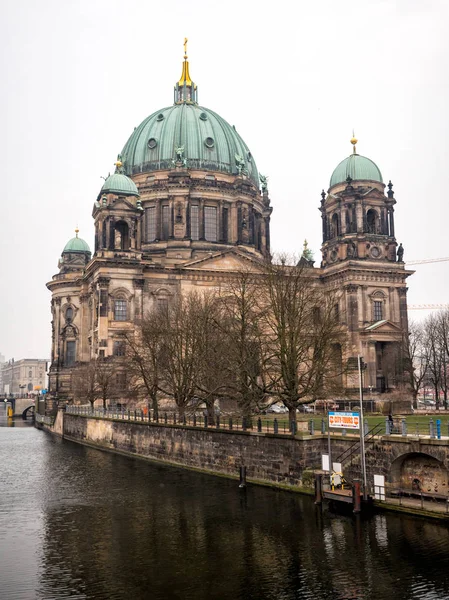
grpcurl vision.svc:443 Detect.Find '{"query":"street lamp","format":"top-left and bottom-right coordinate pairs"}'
top-left (19, 384), bottom-right (26, 398)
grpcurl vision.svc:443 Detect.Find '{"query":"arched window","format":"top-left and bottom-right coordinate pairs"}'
top-left (366, 209), bottom-right (379, 234)
top-left (114, 221), bottom-right (130, 250)
top-left (66, 307), bottom-right (73, 321)
top-left (66, 340), bottom-right (76, 366)
top-left (331, 213), bottom-right (339, 238)
top-left (114, 299), bottom-right (128, 321)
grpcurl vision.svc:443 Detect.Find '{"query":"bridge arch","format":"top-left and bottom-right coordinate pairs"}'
top-left (390, 452), bottom-right (449, 495)
top-left (22, 405), bottom-right (35, 419)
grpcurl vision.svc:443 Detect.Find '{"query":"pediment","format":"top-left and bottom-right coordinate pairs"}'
top-left (181, 249), bottom-right (264, 273)
top-left (363, 320), bottom-right (402, 333)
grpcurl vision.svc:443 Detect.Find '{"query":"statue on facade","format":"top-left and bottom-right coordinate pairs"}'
top-left (397, 243), bottom-right (404, 262)
top-left (259, 174), bottom-right (269, 193)
top-left (174, 146), bottom-right (186, 167)
top-left (235, 154), bottom-right (247, 175)
top-left (347, 241), bottom-right (358, 258)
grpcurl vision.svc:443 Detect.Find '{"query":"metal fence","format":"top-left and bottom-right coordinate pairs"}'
top-left (63, 406), bottom-right (449, 440)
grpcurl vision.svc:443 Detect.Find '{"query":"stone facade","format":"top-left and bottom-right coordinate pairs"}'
top-left (46, 412), bottom-right (449, 497)
top-left (1, 358), bottom-right (49, 396)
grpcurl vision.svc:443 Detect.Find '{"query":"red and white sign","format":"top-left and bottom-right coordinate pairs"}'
top-left (328, 411), bottom-right (360, 429)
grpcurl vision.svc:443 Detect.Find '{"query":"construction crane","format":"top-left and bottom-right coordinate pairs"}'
top-left (408, 304), bottom-right (449, 310)
top-left (406, 257), bottom-right (449, 266)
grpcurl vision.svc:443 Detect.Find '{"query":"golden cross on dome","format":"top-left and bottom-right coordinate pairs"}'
top-left (75, 226), bottom-right (79, 238)
top-left (184, 37), bottom-right (188, 59)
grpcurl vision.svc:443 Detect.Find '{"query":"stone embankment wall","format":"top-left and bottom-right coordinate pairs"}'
top-left (62, 414), bottom-right (327, 489)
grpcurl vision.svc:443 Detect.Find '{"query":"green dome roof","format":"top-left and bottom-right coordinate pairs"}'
top-left (63, 235), bottom-right (91, 254)
top-left (330, 154), bottom-right (383, 188)
top-left (101, 172), bottom-right (139, 196)
top-left (121, 104), bottom-right (259, 186)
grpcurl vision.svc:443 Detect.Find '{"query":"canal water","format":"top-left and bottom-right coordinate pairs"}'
top-left (1, 421), bottom-right (449, 600)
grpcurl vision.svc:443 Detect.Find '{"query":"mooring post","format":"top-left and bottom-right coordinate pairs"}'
top-left (239, 466), bottom-right (247, 488)
top-left (274, 418), bottom-right (278, 434)
top-left (430, 418), bottom-right (435, 438)
top-left (352, 479), bottom-right (362, 514)
top-left (257, 417), bottom-right (262, 432)
top-left (321, 419), bottom-right (326, 434)
top-left (402, 419), bottom-right (407, 437)
top-left (364, 421), bottom-right (369, 436)
top-left (309, 420), bottom-right (314, 435)
top-left (436, 419), bottom-right (441, 440)
top-left (385, 417), bottom-right (390, 435)
top-left (314, 473), bottom-right (323, 505)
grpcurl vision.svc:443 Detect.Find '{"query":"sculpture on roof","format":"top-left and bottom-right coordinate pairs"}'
top-left (259, 174), bottom-right (268, 193)
top-left (235, 154), bottom-right (247, 176)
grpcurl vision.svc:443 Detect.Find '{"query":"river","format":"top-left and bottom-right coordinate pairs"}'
top-left (1, 419), bottom-right (449, 600)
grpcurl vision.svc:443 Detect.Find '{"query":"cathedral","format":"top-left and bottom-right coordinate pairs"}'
top-left (46, 44), bottom-right (413, 408)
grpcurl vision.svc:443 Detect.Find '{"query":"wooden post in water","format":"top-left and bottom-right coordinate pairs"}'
top-left (314, 473), bottom-right (323, 505)
top-left (353, 479), bottom-right (362, 513)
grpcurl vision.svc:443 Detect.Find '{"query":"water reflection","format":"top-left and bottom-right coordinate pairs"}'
top-left (0, 427), bottom-right (449, 600)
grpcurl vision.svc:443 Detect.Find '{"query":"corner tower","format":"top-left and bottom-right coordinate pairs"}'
top-left (320, 137), bottom-right (413, 394)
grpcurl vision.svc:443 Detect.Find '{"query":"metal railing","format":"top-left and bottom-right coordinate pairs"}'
top-left (335, 422), bottom-right (384, 466)
top-left (65, 405), bottom-right (328, 437)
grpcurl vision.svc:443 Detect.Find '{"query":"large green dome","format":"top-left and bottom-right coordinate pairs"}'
top-left (63, 236), bottom-right (91, 254)
top-left (330, 153), bottom-right (383, 188)
top-left (121, 103), bottom-right (259, 186)
top-left (101, 172), bottom-right (139, 196)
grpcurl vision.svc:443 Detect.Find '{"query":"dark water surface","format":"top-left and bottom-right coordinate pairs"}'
top-left (1, 421), bottom-right (449, 600)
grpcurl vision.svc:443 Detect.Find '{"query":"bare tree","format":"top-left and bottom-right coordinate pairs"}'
top-left (123, 311), bottom-right (166, 419)
top-left (402, 320), bottom-right (429, 409)
top-left (157, 293), bottom-right (203, 418)
top-left (72, 359), bottom-right (117, 408)
top-left (217, 269), bottom-right (268, 419)
top-left (191, 291), bottom-right (228, 425)
top-left (423, 314), bottom-right (444, 409)
top-left (259, 256), bottom-right (345, 422)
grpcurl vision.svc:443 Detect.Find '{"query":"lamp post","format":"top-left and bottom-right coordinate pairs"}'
top-left (19, 384), bottom-right (26, 398)
top-left (358, 356), bottom-right (368, 500)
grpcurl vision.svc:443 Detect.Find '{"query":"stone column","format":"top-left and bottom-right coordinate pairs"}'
top-left (398, 287), bottom-right (408, 333)
top-left (199, 199), bottom-right (205, 240)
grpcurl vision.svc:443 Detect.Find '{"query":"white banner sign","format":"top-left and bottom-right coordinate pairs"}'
top-left (328, 411), bottom-right (360, 429)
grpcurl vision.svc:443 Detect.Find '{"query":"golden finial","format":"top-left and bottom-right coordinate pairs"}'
top-left (75, 226), bottom-right (79, 238)
top-left (178, 37), bottom-right (192, 87)
top-left (350, 130), bottom-right (358, 154)
top-left (114, 158), bottom-right (123, 169)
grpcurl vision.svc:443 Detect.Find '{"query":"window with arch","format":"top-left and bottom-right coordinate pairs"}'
top-left (366, 209), bottom-right (379, 234)
top-left (370, 291), bottom-right (386, 322)
top-left (66, 340), bottom-right (76, 366)
top-left (66, 307), bottom-right (73, 321)
top-left (331, 213), bottom-right (339, 238)
top-left (114, 299), bottom-right (128, 321)
top-left (114, 221), bottom-right (130, 250)
top-left (374, 301), bottom-right (383, 321)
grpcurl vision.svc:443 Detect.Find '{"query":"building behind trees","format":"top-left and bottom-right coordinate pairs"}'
top-left (45, 46), bottom-right (412, 412)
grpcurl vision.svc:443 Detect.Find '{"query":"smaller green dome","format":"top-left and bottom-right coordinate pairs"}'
top-left (101, 172), bottom-right (139, 197)
top-left (330, 154), bottom-right (383, 188)
top-left (63, 234), bottom-right (91, 254)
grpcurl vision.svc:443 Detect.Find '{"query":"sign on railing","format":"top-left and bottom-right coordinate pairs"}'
top-left (328, 411), bottom-right (360, 429)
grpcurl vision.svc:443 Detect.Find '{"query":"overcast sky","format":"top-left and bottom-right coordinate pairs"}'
top-left (1, 0), bottom-right (449, 360)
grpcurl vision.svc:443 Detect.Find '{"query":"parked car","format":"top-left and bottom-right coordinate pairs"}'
top-left (297, 405), bottom-right (314, 413)
top-left (267, 403), bottom-right (288, 414)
